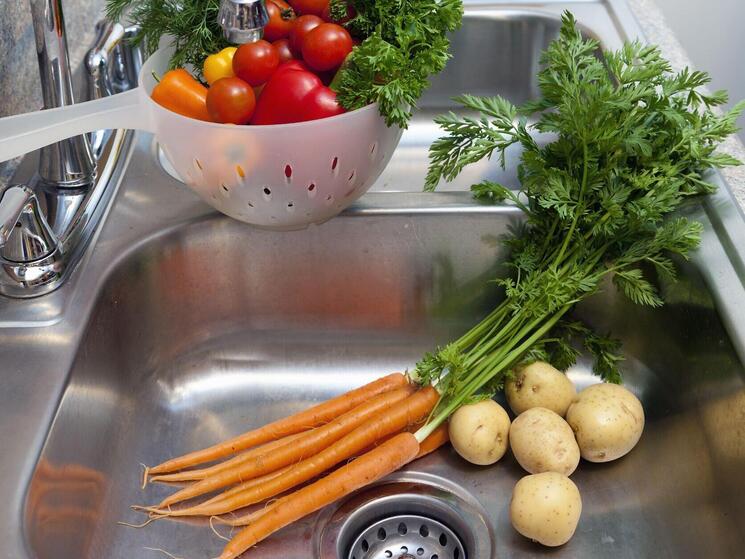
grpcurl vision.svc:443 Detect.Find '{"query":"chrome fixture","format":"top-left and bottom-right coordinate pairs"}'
top-left (218, 0), bottom-right (270, 44)
top-left (30, 0), bottom-right (96, 187)
top-left (0, 3), bottom-right (141, 298)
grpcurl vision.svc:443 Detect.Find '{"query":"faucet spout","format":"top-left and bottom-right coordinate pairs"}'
top-left (29, 0), bottom-right (96, 188)
top-left (218, 0), bottom-right (270, 44)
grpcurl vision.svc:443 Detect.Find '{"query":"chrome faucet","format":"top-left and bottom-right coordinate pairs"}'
top-left (29, 0), bottom-right (96, 188)
top-left (0, 0), bottom-right (141, 298)
top-left (0, 0), bottom-right (261, 297)
top-left (218, 0), bottom-right (270, 43)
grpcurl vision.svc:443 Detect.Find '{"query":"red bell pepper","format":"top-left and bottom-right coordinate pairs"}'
top-left (251, 61), bottom-right (345, 125)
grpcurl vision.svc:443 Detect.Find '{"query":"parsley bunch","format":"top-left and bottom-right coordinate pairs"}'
top-left (106, 0), bottom-right (229, 70)
top-left (416, 12), bottom-right (744, 438)
top-left (333, 0), bottom-right (464, 128)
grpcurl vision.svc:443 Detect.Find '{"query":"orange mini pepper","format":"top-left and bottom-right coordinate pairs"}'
top-left (151, 69), bottom-right (212, 122)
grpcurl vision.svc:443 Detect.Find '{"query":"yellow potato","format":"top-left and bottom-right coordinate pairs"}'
top-left (448, 400), bottom-right (511, 465)
top-left (566, 383), bottom-right (645, 462)
top-left (506, 361), bottom-right (576, 417)
top-left (509, 407), bottom-right (580, 475)
top-left (510, 472), bottom-right (582, 547)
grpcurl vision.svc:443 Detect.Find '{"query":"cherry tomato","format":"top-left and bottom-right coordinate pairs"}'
top-left (264, 0), bottom-right (296, 41)
top-left (288, 0), bottom-right (328, 16)
top-left (272, 38), bottom-right (295, 63)
top-left (301, 23), bottom-right (353, 72)
top-left (233, 40), bottom-right (280, 86)
top-left (321, 1), bottom-right (355, 23)
top-left (206, 77), bottom-right (256, 124)
top-left (289, 14), bottom-right (323, 56)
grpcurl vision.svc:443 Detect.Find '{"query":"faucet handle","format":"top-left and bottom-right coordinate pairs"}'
top-left (0, 185), bottom-right (58, 263)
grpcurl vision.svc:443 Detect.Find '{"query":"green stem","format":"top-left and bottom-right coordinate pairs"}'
top-left (415, 305), bottom-right (571, 442)
top-left (554, 140), bottom-right (589, 265)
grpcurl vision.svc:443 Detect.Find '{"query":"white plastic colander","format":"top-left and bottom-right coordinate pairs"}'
top-left (0, 46), bottom-right (403, 230)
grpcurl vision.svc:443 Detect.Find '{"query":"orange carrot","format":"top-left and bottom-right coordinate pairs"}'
top-left (150, 433), bottom-right (306, 483)
top-left (211, 420), bottom-right (448, 529)
top-left (147, 388), bottom-right (439, 518)
top-left (414, 423), bottom-right (449, 459)
top-left (157, 386), bottom-right (414, 507)
top-left (201, 464), bottom-right (294, 507)
top-left (218, 432), bottom-right (421, 559)
top-left (149, 372), bottom-right (408, 475)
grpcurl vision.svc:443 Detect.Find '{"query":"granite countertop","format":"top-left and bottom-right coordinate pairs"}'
top-left (2, 0), bottom-right (745, 214)
top-left (628, 0), bottom-right (745, 213)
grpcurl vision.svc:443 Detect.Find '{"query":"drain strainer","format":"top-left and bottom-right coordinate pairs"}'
top-left (348, 514), bottom-right (466, 559)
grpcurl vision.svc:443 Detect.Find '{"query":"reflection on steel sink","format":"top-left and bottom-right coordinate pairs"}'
top-left (5, 3), bottom-right (745, 559)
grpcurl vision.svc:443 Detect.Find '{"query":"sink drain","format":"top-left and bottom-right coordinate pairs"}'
top-left (348, 514), bottom-right (466, 559)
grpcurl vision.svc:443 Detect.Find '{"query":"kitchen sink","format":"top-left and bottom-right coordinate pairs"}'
top-left (21, 185), bottom-right (745, 559)
top-left (3, 2), bottom-right (745, 559)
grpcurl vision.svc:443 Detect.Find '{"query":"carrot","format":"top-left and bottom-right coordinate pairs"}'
top-left (150, 433), bottom-right (306, 483)
top-left (218, 432), bottom-right (421, 559)
top-left (147, 388), bottom-right (439, 518)
top-left (201, 464), bottom-right (294, 507)
top-left (149, 372), bottom-right (408, 475)
top-left (211, 422), bottom-right (449, 529)
top-left (157, 386), bottom-right (414, 508)
top-left (414, 423), bottom-right (449, 459)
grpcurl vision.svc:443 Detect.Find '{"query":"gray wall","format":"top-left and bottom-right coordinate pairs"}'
top-left (0, 0), bottom-right (106, 118)
top-left (655, 0), bottom-right (745, 141)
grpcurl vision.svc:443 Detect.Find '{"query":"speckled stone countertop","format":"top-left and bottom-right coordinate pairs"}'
top-left (629, 0), bottom-right (745, 214)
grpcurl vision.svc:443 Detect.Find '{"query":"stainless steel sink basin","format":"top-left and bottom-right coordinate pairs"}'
top-left (20, 179), bottom-right (745, 559)
top-left (3, 2), bottom-right (745, 559)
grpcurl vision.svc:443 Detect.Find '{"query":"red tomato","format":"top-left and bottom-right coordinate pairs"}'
top-left (206, 77), bottom-right (256, 124)
top-left (288, 0), bottom-right (328, 16)
top-left (272, 38), bottom-right (295, 63)
top-left (321, 1), bottom-right (355, 23)
top-left (301, 23), bottom-right (353, 72)
top-left (233, 40), bottom-right (280, 86)
top-left (264, 1), bottom-right (296, 41)
top-left (289, 14), bottom-right (323, 56)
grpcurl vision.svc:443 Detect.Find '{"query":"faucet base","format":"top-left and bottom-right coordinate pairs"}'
top-left (0, 128), bottom-right (134, 298)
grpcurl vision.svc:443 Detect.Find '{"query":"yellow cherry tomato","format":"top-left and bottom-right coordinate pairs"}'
top-left (203, 47), bottom-right (238, 85)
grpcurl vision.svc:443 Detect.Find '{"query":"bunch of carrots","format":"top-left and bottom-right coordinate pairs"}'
top-left (138, 373), bottom-right (449, 558)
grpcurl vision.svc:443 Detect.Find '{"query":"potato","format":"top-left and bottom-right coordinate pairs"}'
top-left (448, 400), bottom-right (511, 465)
top-left (566, 382), bottom-right (645, 462)
top-left (506, 361), bottom-right (577, 417)
top-left (509, 407), bottom-right (580, 475)
top-left (510, 472), bottom-right (582, 547)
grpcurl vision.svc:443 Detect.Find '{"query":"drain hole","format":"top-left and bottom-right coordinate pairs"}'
top-left (347, 515), bottom-right (465, 559)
